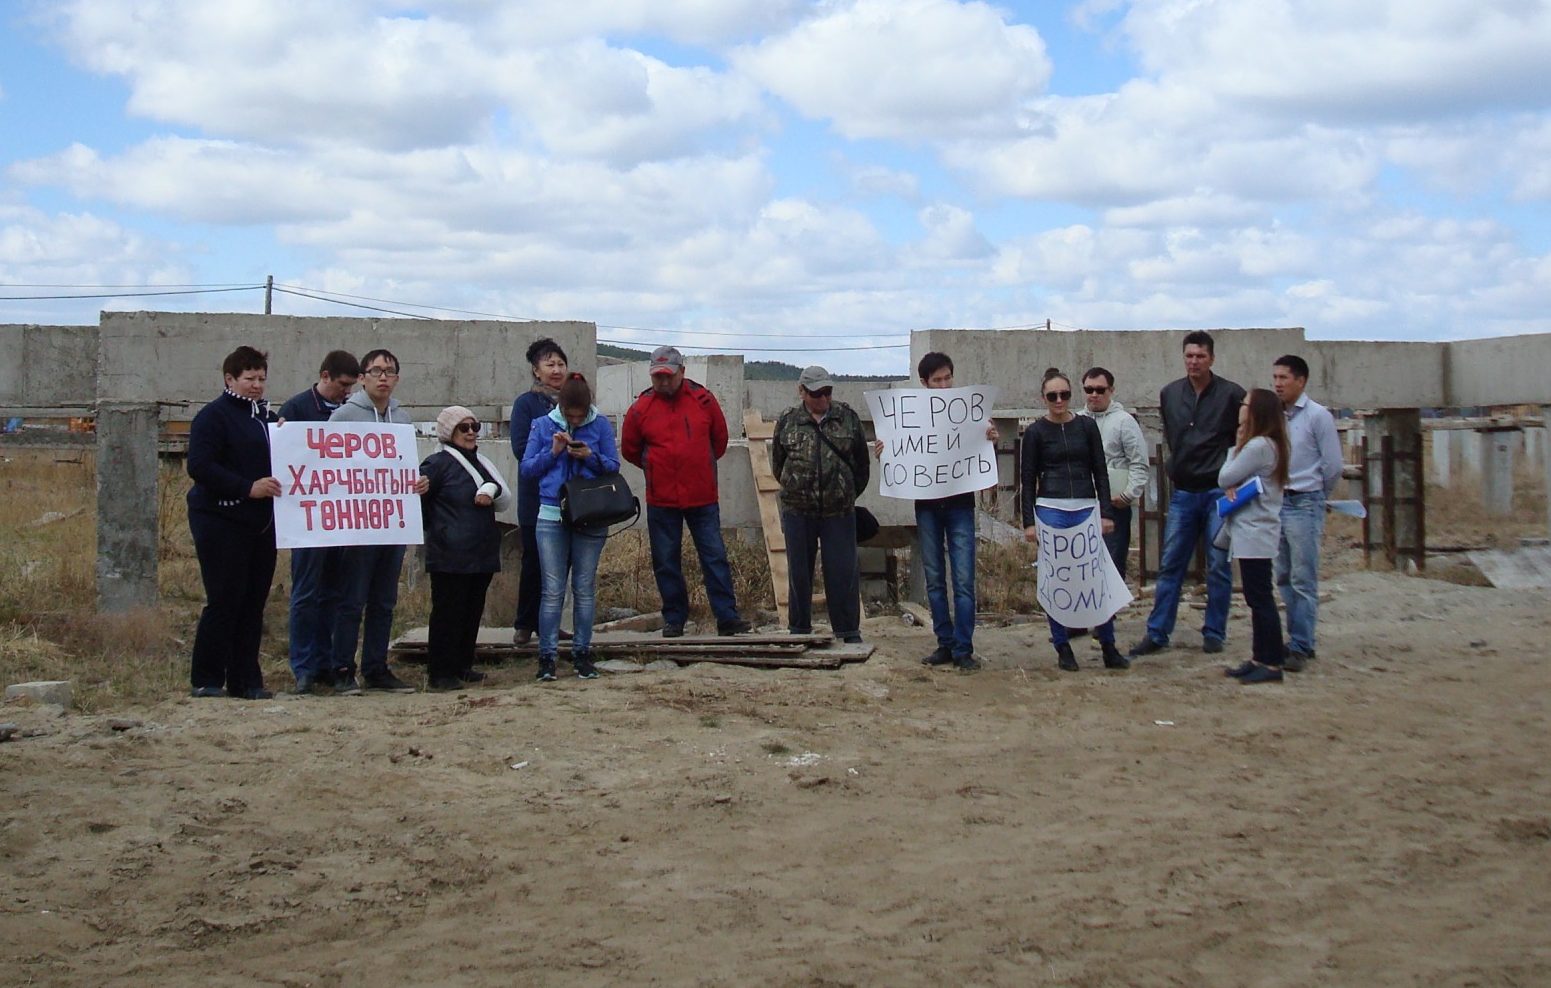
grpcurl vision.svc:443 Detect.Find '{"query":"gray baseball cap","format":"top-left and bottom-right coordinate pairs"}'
top-left (798, 365), bottom-right (835, 391)
top-left (649, 345), bottom-right (685, 376)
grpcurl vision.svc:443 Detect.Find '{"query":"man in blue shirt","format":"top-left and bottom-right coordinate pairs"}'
top-left (1272, 354), bottom-right (1344, 672)
top-left (278, 350), bottom-right (359, 694)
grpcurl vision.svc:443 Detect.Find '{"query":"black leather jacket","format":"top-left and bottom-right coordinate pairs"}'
top-left (1020, 415), bottom-right (1113, 527)
top-left (1158, 373), bottom-right (1246, 492)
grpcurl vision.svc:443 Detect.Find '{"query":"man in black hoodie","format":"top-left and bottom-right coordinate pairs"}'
top-left (1130, 331), bottom-right (1245, 659)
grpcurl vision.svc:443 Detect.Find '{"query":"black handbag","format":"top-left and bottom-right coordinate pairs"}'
top-left (560, 472), bottom-right (641, 533)
top-left (813, 426), bottom-right (881, 545)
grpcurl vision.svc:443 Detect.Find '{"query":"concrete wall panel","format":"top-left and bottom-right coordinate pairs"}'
top-left (0, 324), bottom-right (99, 408)
top-left (1444, 335), bottom-right (1551, 407)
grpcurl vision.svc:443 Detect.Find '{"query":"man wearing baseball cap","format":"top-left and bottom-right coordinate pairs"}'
top-left (770, 365), bottom-right (870, 643)
top-left (622, 346), bottom-right (751, 638)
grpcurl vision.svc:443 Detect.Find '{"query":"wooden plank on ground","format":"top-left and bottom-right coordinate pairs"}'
top-left (1466, 545), bottom-right (1551, 589)
top-left (745, 408), bottom-right (792, 626)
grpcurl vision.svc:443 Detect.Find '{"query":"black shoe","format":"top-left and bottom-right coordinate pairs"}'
top-left (952, 653), bottom-right (982, 672)
top-left (662, 625), bottom-right (685, 638)
top-left (363, 671), bottom-right (416, 693)
top-left (536, 658), bottom-right (557, 682)
top-left (458, 669), bottom-right (487, 684)
top-left (574, 654), bottom-right (599, 680)
top-left (1129, 637), bottom-right (1167, 658)
top-left (1240, 663), bottom-right (1284, 685)
top-left (1283, 651), bottom-right (1309, 673)
top-left (1225, 660), bottom-right (1257, 678)
top-left (558, 628), bottom-right (575, 641)
top-left (1101, 642), bottom-right (1130, 669)
top-left (1203, 638), bottom-right (1225, 654)
top-left (513, 628), bottom-right (533, 645)
top-left (842, 635), bottom-right (864, 645)
top-left (191, 686), bottom-right (225, 698)
top-left (922, 646), bottom-right (955, 667)
top-left (427, 676), bottom-right (464, 692)
top-left (1056, 643), bottom-right (1079, 672)
top-left (333, 673), bottom-right (362, 696)
top-left (717, 618), bottom-right (752, 636)
top-left (235, 688), bottom-right (274, 701)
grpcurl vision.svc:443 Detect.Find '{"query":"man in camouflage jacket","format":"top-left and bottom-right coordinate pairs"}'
top-left (770, 365), bottom-right (870, 643)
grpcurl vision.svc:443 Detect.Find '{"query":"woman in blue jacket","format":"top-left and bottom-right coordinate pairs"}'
top-left (520, 373), bottom-right (619, 682)
top-left (509, 338), bottom-right (570, 644)
top-left (186, 346), bottom-right (282, 699)
top-left (419, 405), bottom-right (513, 691)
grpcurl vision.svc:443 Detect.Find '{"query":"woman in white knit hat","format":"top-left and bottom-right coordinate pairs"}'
top-left (418, 406), bottom-right (513, 690)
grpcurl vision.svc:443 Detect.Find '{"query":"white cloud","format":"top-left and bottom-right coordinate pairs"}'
top-left (732, 0), bottom-right (1051, 140)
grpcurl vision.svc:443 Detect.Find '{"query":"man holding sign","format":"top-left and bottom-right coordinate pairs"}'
top-left (325, 348), bottom-right (429, 694)
top-left (866, 353), bottom-right (998, 671)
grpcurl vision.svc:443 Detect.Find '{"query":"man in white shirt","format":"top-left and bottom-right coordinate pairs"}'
top-left (1271, 354), bottom-right (1344, 672)
top-left (1079, 367), bottom-right (1149, 581)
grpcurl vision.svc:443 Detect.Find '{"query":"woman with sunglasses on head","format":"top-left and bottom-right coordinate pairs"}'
top-left (520, 372), bottom-right (620, 683)
top-left (419, 407), bottom-right (513, 691)
top-left (1218, 389), bottom-right (1290, 685)
top-left (1021, 368), bottom-right (1129, 672)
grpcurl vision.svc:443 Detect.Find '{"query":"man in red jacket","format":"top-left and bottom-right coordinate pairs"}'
top-left (622, 346), bottom-right (752, 638)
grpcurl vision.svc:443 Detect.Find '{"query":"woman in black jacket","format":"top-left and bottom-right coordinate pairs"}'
top-left (186, 346), bottom-right (282, 699)
top-left (1020, 369), bottom-right (1128, 672)
top-left (420, 406), bottom-right (513, 691)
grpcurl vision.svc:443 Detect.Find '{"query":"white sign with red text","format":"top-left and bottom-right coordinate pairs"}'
top-left (269, 422), bottom-right (424, 549)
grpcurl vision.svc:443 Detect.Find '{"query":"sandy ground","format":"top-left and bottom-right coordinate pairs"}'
top-left (3, 569), bottom-right (1550, 987)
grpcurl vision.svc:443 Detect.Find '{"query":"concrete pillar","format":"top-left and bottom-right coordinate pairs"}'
top-left (1363, 409), bottom-right (1423, 572)
top-left (1431, 429), bottom-right (1451, 486)
top-left (1480, 429), bottom-right (1519, 516)
top-left (906, 541), bottom-right (927, 604)
top-left (95, 402), bottom-right (160, 612)
top-left (1523, 426), bottom-right (1542, 469)
top-left (1544, 410), bottom-right (1551, 537)
top-left (1461, 429), bottom-right (1483, 475)
top-left (699, 355), bottom-right (746, 438)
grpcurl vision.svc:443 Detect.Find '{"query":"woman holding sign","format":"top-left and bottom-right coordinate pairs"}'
top-left (520, 372), bottom-right (620, 684)
top-left (1218, 389), bottom-right (1289, 685)
top-left (186, 345), bottom-right (282, 699)
top-left (1021, 369), bottom-right (1131, 672)
top-left (419, 406), bottom-right (513, 691)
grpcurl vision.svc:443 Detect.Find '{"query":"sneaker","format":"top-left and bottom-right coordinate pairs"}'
top-left (427, 676), bottom-right (464, 692)
top-left (1225, 660), bottom-right (1258, 678)
top-left (717, 618), bottom-right (752, 636)
top-left (952, 653), bottom-right (982, 672)
top-left (536, 658), bottom-right (557, 682)
top-left (1283, 651), bottom-right (1310, 673)
top-left (1240, 663), bottom-right (1284, 685)
top-left (1128, 637), bottom-right (1167, 658)
top-left (574, 654), bottom-right (599, 680)
top-left (294, 674), bottom-right (320, 696)
top-left (363, 671), bottom-right (416, 693)
top-left (662, 625), bottom-right (685, 638)
top-left (191, 686), bottom-right (225, 698)
top-left (1100, 642), bottom-right (1131, 670)
top-left (1056, 643), bottom-right (1079, 672)
top-left (1202, 638), bottom-right (1225, 654)
top-left (921, 646), bottom-right (955, 667)
top-left (458, 669), bottom-right (487, 684)
top-left (333, 673), bottom-right (362, 696)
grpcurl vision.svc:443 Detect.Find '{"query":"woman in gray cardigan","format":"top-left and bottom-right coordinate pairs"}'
top-left (1219, 389), bottom-right (1289, 684)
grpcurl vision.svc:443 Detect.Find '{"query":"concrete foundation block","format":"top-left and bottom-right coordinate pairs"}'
top-left (95, 401), bottom-right (160, 612)
top-left (5, 681), bottom-right (73, 708)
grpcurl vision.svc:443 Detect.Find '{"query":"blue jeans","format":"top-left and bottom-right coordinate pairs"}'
top-left (536, 518), bottom-right (606, 659)
top-left (1144, 488), bottom-right (1232, 647)
top-left (333, 543), bottom-right (407, 678)
top-left (288, 546), bottom-right (342, 679)
top-left (1276, 490), bottom-right (1326, 656)
top-left (915, 501), bottom-right (976, 656)
top-left (647, 503), bottom-right (739, 629)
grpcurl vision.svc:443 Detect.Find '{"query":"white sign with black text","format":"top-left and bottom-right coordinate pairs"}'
top-left (864, 385), bottom-right (1001, 500)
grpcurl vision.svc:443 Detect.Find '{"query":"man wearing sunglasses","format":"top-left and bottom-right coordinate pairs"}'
top-left (771, 366), bottom-right (870, 644)
top-left (1130, 331), bottom-right (1245, 660)
top-left (1077, 367), bottom-right (1149, 582)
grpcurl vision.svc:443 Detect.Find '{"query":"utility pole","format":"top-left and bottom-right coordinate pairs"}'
top-left (264, 275), bottom-right (273, 315)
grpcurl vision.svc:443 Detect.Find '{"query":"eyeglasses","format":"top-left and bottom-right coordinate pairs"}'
top-left (362, 368), bottom-right (399, 380)
top-left (805, 388), bottom-right (833, 398)
top-left (454, 421), bottom-right (480, 435)
top-left (1044, 390), bottom-right (1072, 402)
top-left (1083, 385), bottom-right (1108, 395)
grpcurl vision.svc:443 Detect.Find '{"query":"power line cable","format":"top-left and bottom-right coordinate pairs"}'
top-left (0, 285), bottom-right (263, 301)
top-left (0, 282), bottom-right (259, 289)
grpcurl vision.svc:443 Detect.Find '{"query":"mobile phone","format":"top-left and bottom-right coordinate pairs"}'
top-left (567, 441), bottom-right (584, 449)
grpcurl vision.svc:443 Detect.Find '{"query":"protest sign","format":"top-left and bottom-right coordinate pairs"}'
top-left (1033, 498), bottom-right (1132, 627)
top-left (269, 422), bottom-right (424, 549)
top-left (864, 385), bottom-right (1000, 500)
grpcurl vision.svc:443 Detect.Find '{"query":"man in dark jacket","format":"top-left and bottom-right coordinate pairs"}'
top-left (771, 366), bottom-right (870, 644)
top-left (1130, 331), bottom-right (1246, 659)
top-left (622, 346), bottom-right (750, 638)
top-left (278, 350), bottom-right (359, 694)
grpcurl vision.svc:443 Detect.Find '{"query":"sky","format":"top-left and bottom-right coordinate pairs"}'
top-left (2, 0), bottom-right (1550, 374)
